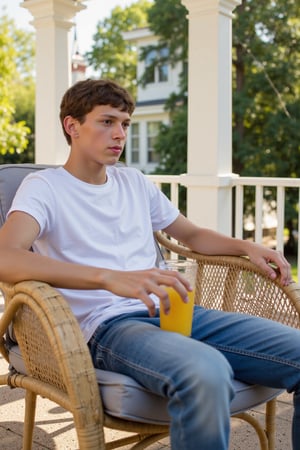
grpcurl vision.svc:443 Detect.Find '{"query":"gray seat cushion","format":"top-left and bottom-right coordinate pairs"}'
top-left (9, 345), bottom-right (282, 425)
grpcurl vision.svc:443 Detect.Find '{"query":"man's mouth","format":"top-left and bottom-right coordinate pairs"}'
top-left (109, 146), bottom-right (122, 155)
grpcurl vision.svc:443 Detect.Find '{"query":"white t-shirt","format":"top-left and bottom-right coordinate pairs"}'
top-left (9, 166), bottom-right (179, 341)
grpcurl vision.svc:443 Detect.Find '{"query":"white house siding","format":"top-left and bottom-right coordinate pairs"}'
top-left (123, 27), bottom-right (182, 173)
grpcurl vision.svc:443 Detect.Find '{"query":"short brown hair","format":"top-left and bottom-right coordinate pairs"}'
top-left (60, 79), bottom-right (135, 144)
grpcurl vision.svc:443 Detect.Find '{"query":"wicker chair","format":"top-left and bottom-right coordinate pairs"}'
top-left (1, 164), bottom-right (300, 450)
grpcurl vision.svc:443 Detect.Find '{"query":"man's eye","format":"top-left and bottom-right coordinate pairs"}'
top-left (103, 120), bottom-right (112, 126)
top-left (123, 122), bottom-right (130, 130)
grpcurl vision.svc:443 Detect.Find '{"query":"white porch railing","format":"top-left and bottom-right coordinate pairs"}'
top-left (147, 174), bottom-right (300, 281)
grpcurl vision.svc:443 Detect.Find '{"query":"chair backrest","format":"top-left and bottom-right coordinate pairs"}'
top-left (0, 164), bottom-right (54, 227)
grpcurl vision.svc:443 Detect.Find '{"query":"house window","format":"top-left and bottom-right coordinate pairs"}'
top-left (144, 47), bottom-right (169, 84)
top-left (145, 49), bottom-right (156, 84)
top-left (131, 123), bottom-right (140, 163)
top-left (147, 121), bottom-right (160, 163)
top-left (158, 47), bottom-right (169, 82)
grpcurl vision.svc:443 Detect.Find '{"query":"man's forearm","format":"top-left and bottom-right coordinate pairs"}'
top-left (0, 247), bottom-right (103, 289)
top-left (182, 228), bottom-right (251, 256)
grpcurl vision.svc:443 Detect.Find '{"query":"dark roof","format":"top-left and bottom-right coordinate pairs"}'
top-left (135, 99), bottom-right (166, 107)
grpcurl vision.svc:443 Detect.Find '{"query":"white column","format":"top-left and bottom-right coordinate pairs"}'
top-left (21, 0), bottom-right (86, 164)
top-left (181, 0), bottom-right (241, 235)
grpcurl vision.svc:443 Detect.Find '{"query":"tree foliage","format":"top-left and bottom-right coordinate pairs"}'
top-left (12, 78), bottom-right (35, 163)
top-left (0, 13), bottom-right (35, 162)
top-left (86, 0), bottom-right (151, 96)
top-left (146, 0), bottom-right (188, 65)
top-left (231, 0), bottom-right (300, 252)
top-left (232, 0), bottom-right (300, 178)
top-left (153, 104), bottom-right (187, 175)
top-left (144, 0), bottom-right (300, 249)
top-left (145, 0), bottom-right (300, 181)
top-left (139, 0), bottom-right (188, 91)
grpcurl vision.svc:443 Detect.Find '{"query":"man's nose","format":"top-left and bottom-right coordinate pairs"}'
top-left (113, 123), bottom-right (126, 139)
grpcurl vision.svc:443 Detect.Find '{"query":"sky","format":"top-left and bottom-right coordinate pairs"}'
top-left (0, 0), bottom-right (136, 54)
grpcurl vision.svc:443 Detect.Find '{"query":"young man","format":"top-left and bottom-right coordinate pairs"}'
top-left (0, 79), bottom-right (299, 450)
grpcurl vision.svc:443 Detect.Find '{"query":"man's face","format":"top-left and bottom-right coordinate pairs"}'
top-left (70, 105), bottom-right (131, 165)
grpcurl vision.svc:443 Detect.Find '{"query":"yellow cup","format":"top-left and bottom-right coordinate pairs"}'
top-left (159, 259), bottom-right (197, 336)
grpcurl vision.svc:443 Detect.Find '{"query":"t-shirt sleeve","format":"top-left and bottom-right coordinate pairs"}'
top-left (7, 173), bottom-right (56, 238)
top-left (140, 173), bottom-right (180, 231)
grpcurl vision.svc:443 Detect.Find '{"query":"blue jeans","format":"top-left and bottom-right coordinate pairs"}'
top-left (88, 306), bottom-right (300, 450)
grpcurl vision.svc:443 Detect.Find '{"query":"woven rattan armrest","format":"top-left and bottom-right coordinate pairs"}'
top-left (155, 231), bottom-right (300, 328)
top-left (0, 280), bottom-right (105, 449)
top-left (0, 280), bottom-right (170, 450)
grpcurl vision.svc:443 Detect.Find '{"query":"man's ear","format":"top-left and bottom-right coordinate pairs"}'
top-left (63, 116), bottom-right (79, 139)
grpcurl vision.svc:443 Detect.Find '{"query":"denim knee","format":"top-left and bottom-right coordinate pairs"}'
top-left (167, 344), bottom-right (234, 450)
top-left (165, 340), bottom-right (234, 410)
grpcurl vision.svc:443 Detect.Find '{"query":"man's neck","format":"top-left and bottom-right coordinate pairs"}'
top-left (63, 160), bottom-right (108, 185)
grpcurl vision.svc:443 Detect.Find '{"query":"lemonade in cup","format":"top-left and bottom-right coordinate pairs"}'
top-left (159, 259), bottom-right (197, 336)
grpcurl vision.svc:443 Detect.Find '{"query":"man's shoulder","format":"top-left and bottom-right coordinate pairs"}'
top-left (22, 167), bottom-right (70, 191)
top-left (15, 168), bottom-right (66, 202)
top-left (106, 164), bottom-right (146, 179)
top-left (108, 164), bottom-right (146, 181)
top-left (24, 166), bottom-right (61, 182)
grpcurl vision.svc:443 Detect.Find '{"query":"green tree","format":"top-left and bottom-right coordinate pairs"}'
top-left (12, 17), bottom-right (35, 163)
top-left (154, 104), bottom-right (188, 175)
top-left (145, 0), bottom-right (300, 180)
top-left (86, 0), bottom-right (151, 96)
top-left (144, 0), bottom-right (300, 247)
top-left (232, 0), bottom-right (300, 178)
top-left (232, 0), bottom-right (300, 252)
top-left (0, 13), bottom-right (34, 163)
top-left (140, 0), bottom-right (188, 87)
top-left (12, 78), bottom-right (35, 163)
